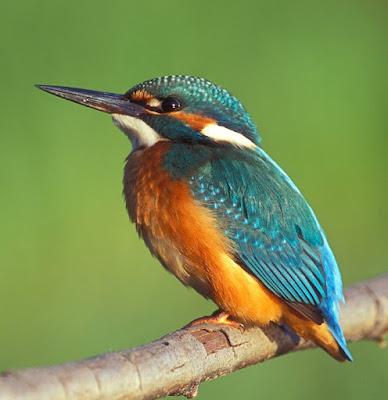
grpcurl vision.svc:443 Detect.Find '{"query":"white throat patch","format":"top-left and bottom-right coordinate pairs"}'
top-left (201, 123), bottom-right (257, 148)
top-left (112, 113), bottom-right (162, 150)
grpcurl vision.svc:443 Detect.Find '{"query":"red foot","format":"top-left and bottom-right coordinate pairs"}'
top-left (185, 310), bottom-right (244, 330)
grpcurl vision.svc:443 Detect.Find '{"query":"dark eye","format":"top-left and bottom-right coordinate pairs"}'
top-left (161, 96), bottom-right (182, 113)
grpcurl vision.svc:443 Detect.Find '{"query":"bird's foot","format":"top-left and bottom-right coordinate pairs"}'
top-left (185, 310), bottom-right (244, 331)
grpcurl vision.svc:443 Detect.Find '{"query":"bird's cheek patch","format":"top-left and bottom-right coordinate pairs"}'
top-left (171, 111), bottom-right (257, 148)
top-left (172, 112), bottom-right (216, 131)
top-left (201, 123), bottom-right (257, 148)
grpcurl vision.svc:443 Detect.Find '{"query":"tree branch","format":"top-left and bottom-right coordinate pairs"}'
top-left (1, 275), bottom-right (387, 400)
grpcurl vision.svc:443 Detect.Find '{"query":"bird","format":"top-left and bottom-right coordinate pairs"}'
top-left (36, 75), bottom-right (352, 362)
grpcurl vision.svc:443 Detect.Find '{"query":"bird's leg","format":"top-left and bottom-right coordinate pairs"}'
top-left (185, 309), bottom-right (244, 330)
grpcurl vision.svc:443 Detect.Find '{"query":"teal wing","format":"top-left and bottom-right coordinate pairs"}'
top-left (189, 146), bottom-right (344, 326)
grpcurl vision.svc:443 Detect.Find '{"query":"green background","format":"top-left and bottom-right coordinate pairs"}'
top-left (1, 1), bottom-right (387, 399)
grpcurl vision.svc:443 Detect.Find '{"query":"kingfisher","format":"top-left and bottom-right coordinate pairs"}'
top-left (36, 75), bottom-right (352, 362)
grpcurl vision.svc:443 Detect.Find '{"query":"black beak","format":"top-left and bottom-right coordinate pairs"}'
top-left (35, 85), bottom-right (144, 116)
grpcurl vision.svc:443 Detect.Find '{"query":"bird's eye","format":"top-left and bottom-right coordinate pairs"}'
top-left (160, 96), bottom-right (182, 113)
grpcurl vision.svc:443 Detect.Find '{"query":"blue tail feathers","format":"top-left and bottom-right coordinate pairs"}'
top-left (325, 306), bottom-right (353, 361)
top-left (318, 235), bottom-right (353, 361)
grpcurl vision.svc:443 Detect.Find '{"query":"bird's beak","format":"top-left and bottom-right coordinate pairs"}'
top-left (35, 85), bottom-right (145, 116)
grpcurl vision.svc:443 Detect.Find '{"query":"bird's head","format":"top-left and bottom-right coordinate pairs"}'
top-left (37, 75), bottom-right (260, 150)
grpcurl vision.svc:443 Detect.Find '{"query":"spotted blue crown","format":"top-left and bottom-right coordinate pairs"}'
top-left (127, 75), bottom-right (261, 145)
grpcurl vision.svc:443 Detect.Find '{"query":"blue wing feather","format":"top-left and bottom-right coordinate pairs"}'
top-left (190, 148), bottom-right (329, 305)
top-left (185, 145), bottom-right (351, 360)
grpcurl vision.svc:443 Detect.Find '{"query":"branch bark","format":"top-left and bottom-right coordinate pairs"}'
top-left (1, 275), bottom-right (387, 400)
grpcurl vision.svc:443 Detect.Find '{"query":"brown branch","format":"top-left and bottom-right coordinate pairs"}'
top-left (1, 275), bottom-right (387, 400)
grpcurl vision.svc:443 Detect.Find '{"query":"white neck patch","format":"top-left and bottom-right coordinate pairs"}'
top-left (112, 113), bottom-right (162, 150)
top-left (112, 114), bottom-right (257, 150)
top-left (201, 123), bottom-right (257, 148)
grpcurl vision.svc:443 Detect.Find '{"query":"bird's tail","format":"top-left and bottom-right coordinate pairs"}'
top-left (309, 321), bottom-right (352, 362)
top-left (323, 307), bottom-right (353, 362)
top-left (284, 311), bottom-right (352, 362)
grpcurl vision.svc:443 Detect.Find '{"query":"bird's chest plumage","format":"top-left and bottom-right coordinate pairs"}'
top-left (123, 142), bottom-right (226, 297)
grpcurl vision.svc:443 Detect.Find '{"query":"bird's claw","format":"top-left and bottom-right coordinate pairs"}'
top-left (185, 310), bottom-right (245, 331)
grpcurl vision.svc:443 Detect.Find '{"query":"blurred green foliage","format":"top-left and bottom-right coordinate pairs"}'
top-left (1, 0), bottom-right (387, 398)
